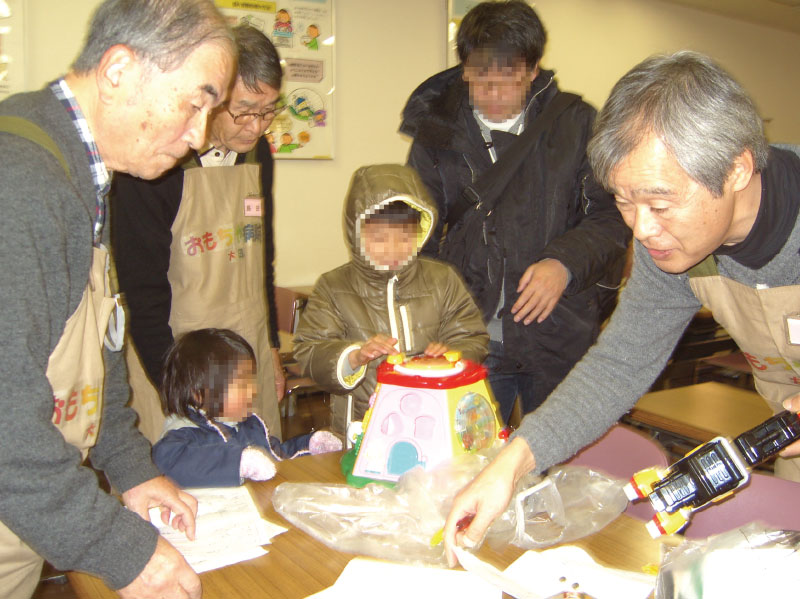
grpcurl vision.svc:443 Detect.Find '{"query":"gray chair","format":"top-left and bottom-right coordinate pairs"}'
top-left (274, 287), bottom-right (328, 431)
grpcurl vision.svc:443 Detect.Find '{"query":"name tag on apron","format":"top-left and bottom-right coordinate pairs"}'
top-left (244, 196), bottom-right (262, 217)
top-left (786, 314), bottom-right (800, 345)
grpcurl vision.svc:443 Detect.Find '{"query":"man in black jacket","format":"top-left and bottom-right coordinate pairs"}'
top-left (400, 0), bottom-right (630, 423)
top-left (113, 24), bottom-right (287, 442)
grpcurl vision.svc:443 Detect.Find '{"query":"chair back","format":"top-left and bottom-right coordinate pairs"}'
top-left (682, 471), bottom-right (800, 538)
top-left (275, 286), bottom-right (299, 333)
top-left (290, 297), bottom-right (307, 334)
top-left (563, 424), bottom-right (669, 521)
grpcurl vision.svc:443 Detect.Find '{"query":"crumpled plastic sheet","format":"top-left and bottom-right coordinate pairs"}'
top-left (271, 450), bottom-right (628, 566)
top-left (654, 523), bottom-right (800, 599)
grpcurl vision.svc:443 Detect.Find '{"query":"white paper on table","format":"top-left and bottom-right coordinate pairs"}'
top-left (305, 557), bottom-right (502, 599)
top-left (188, 545), bottom-right (268, 574)
top-left (681, 546), bottom-right (800, 599)
top-left (453, 547), bottom-right (541, 599)
top-left (501, 546), bottom-right (654, 599)
top-left (147, 485), bottom-right (287, 573)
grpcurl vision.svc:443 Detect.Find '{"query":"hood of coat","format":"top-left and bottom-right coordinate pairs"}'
top-left (400, 65), bottom-right (558, 152)
top-left (343, 164), bottom-right (437, 280)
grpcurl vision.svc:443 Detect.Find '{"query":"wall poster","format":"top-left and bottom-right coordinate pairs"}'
top-left (0, 0), bottom-right (25, 101)
top-left (215, 0), bottom-right (335, 160)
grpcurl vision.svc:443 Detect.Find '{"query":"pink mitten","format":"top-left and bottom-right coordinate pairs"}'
top-left (239, 446), bottom-right (277, 481)
top-left (309, 431), bottom-right (343, 455)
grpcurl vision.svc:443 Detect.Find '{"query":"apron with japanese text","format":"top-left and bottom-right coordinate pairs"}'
top-left (689, 257), bottom-right (800, 481)
top-left (127, 159), bottom-right (281, 442)
top-left (0, 119), bottom-right (116, 599)
top-left (1, 247), bottom-right (116, 598)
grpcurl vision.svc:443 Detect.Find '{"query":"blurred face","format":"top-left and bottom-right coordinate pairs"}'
top-left (208, 77), bottom-right (281, 154)
top-left (221, 358), bottom-right (257, 420)
top-left (610, 134), bottom-right (747, 274)
top-left (463, 56), bottom-right (537, 122)
top-left (103, 41), bottom-right (234, 179)
top-left (361, 221), bottom-right (418, 271)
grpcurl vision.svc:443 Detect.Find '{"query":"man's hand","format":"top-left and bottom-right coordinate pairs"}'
top-left (511, 259), bottom-right (569, 325)
top-left (118, 536), bottom-right (201, 599)
top-left (348, 334), bottom-right (398, 369)
top-left (781, 395), bottom-right (800, 457)
top-left (271, 348), bottom-right (286, 401)
top-left (443, 437), bottom-right (536, 567)
top-left (122, 476), bottom-right (198, 541)
top-left (424, 341), bottom-right (449, 357)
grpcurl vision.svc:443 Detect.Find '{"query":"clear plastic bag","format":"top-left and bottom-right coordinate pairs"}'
top-left (654, 522), bottom-right (800, 599)
top-left (488, 465), bottom-right (629, 550)
top-left (272, 452), bottom-right (628, 566)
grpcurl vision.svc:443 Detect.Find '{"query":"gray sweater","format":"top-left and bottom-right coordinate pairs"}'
top-left (0, 88), bottom-right (160, 588)
top-left (516, 146), bottom-right (800, 473)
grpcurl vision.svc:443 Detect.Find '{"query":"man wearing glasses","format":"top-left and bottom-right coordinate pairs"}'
top-left (113, 24), bottom-right (287, 443)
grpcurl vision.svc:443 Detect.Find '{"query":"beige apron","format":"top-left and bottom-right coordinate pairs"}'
top-left (689, 258), bottom-right (800, 480)
top-left (0, 246), bottom-right (114, 599)
top-left (127, 160), bottom-right (281, 442)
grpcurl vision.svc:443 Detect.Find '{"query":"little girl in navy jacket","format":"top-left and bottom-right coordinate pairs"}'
top-left (152, 328), bottom-right (341, 487)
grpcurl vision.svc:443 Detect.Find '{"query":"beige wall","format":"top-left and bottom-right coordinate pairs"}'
top-left (22, 0), bottom-right (800, 288)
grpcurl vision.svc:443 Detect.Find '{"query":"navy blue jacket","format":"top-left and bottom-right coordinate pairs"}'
top-left (152, 410), bottom-right (312, 487)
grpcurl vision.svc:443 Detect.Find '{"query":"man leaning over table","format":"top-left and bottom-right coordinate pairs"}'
top-left (0, 1), bottom-right (235, 597)
top-left (443, 51), bottom-right (800, 565)
top-left (113, 23), bottom-right (286, 444)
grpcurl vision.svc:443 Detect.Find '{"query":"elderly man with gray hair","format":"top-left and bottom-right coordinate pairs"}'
top-left (441, 50), bottom-right (800, 565)
top-left (0, 1), bottom-right (235, 597)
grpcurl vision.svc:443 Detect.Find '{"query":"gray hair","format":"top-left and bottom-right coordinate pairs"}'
top-left (72, 0), bottom-right (234, 74)
top-left (588, 51), bottom-right (768, 197)
top-left (233, 23), bottom-right (282, 92)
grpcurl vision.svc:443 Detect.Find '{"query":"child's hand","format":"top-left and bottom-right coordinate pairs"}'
top-left (424, 342), bottom-right (449, 357)
top-left (349, 334), bottom-right (398, 369)
top-left (240, 447), bottom-right (277, 482)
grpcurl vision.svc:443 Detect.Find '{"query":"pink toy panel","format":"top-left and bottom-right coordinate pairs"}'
top-left (352, 385), bottom-right (450, 481)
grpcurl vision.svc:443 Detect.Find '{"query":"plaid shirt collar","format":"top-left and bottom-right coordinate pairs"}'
top-left (49, 78), bottom-right (110, 245)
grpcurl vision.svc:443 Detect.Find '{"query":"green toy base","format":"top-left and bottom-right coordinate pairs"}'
top-left (341, 447), bottom-right (396, 489)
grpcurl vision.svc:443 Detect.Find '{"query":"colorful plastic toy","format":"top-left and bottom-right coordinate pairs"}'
top-left (624, 410), bottom-right (800, 537)
top-left (343, 351), bottom-right (504, 487)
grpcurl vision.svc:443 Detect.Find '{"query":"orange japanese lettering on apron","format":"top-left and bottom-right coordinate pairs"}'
top-left (127, 161), bottom-right (281, 442)
top-left (47, 246), bottom-right (115, 454)
top-left (689, 258), bottom-right (800, 481)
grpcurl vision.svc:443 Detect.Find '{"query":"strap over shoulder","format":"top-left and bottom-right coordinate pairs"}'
top-left (687, 254), bottom-right (719, 278)
top-left (0, 115), bottom-right (71, 180)
top-left (450, 92), bottom-right (581, 227)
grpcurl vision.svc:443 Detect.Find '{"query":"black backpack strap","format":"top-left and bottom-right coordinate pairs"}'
top-left (449, 91), bottom-right (581, 226)
top-left (0, 115), bottom-right (71, 180)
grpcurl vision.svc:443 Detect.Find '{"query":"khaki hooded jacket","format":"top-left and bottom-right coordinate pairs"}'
top-left (293, 164), bottom-right (489, 434)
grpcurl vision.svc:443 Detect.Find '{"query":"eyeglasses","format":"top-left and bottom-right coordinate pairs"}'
top-left (226, 104), bottom-right (286, 125)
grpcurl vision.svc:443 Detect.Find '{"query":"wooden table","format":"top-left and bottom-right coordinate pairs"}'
top-left (69, 452), bottom-right (672, 598)
top-left (628, 381), bottom-right (773, 444)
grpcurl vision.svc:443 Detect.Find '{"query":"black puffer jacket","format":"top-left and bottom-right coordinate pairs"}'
top-left (400, 66), bottom-right (630, 383)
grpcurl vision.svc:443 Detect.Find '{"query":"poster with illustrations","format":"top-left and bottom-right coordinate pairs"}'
top-left (215, 0), bottom-right (334, 160)
top-left (0, 0), bottom-right (25, 101)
